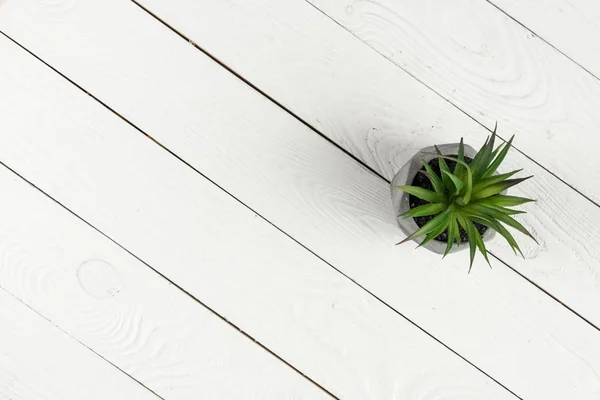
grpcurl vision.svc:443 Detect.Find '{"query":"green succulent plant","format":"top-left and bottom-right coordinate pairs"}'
top-left (394, 126), bottom-right (537, 271)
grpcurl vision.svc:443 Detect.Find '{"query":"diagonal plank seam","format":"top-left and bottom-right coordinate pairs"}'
top-left (129, 0), bottom-right (600, 334)
top-left (484, 0), bottom-right (600, 84)
top-left (0, 286), bottom-right (166, 400)
top-left (128, 1), bottom-right (388, 183)
top-left (0, 157), bottom-right (339, 400)
top-left (302, 0), bottom-right (600, 210)
top-left (0, 30), bottom-right (521, 399)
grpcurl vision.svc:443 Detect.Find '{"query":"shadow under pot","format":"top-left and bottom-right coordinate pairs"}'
top-left (390, 143), bottom-right (497, 255)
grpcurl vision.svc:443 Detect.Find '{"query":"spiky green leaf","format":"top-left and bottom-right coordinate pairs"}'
top-left (472, 123), bottom-right (498, 181)
top-left (469, 137), bottom-right (489, 181)
top-left (417, 215), bottom-right (451, 248)
top-left (471, 176), bottom-right (533, 200)
top-left (466, 205), bottom-right (537, 244)
top-left (442, 170), bottom-right (464, 194)
top-left (455, 138), bottom-right (465, 178)
top-left (400, 202), bottom-right (446, 218)
top-left (482, 135), bottom-right (515, 179)
top-left (435, 145), bottom-right (454, 193)
top-left (470, 215), bottom-right (524, 257)
top-left (396, 208), bottom-right (452, 245)
top-left (495, 214), bottom-right (538, 244)
top-left (471, 169), bottom-right (522, 195)
top-left (472, 222), bottom-right (491, 267)
top-left (471, 199), bottom-right (527, 215)
top-left (483, 195), bottom-right (536, 207)
top-left (451, 215), bottom-right (461, 245)
top-left (421, 161), bottom-right (446, 198)
top-left (443, 214), bottom-right (457, 257)
top-left (457, 214), bottom-right (477, 272)
top-left (490, 143), bottom-right (502, 162)
top-left (394, 185), bottom-right (442, 203)
top-left (422, 154), bottom-right (473, 204)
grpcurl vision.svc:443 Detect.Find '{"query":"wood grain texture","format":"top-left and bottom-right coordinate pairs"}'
top-left (130, 0), bottom-right (600, 355)
top-left (305, 0), bottom-right (600, 205)
top-left (0, 34), bottom-right (515, 400)
top-left (0, 172), bottom-right (327, 399)
top-left (0, 289), bottom-right (159, 400)
top-left (489, 0), bottom-right (600, 78)
top-left (0, 1), bottom-right (599, 398)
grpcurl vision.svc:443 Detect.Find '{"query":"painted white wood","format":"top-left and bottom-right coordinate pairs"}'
top-left (1, 1), bottom-right (600, 398)
top-left (0, 289), bottom-right (159, 400)
top-left (301, 0), bottom-right (600, 205)
top-left (130, 0), bottom-right (599, 353)
top-left (0, 173), bottom-right (326, 399)
top-left (489, 0), bottom-right (600, 78)
top-left (0, 36), bottom-right (516, 400)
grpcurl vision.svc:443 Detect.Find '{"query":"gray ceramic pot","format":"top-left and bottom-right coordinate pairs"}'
top-left (390, 143), bottom-right (497, 254)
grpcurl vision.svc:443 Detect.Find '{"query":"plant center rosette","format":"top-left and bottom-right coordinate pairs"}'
top-left (390, 126), bottom-right (537, 271)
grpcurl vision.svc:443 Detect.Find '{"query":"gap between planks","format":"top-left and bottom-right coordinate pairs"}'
top-left (484, 0), bottom-right (600, 83)
top-left (0, 31), bottom-right (519, 399)
top-left (3, 1), bottom-right (600, 396)
top-left (129, 1), bottom-right (600, 334)
top-left (0, 286), bottom-right (167, 400)
top-left (302, 0), bottom-right (600, 210)
top-left (0, 288), bottom-right (160, 400)
top-left (0, 154), bottom-right (337, 400)
top-left (0, 3), bottom-right (595, 393)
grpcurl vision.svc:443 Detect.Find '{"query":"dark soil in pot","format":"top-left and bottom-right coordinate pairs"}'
top-left (409, 155), bottom-right (487, 243)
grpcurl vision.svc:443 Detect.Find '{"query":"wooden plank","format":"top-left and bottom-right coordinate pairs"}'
top-left (298, 0), bottom-right (600, 205)
top-left (0, 290), bottom-right (159, 400)
top-left (0, 36), bottom-right (515, 400)
top-left (0, 2), bottom-right (599, 399)
top-left (489, 0), bottom-right (600, 78)
top-left (0, 171), bottom-right (327, 400)
top-left (131, 0), bottom-right (600, 330)
top-left (116, 0), bottom-right (600, 364)
top-left (0, 2), bottom-right (598, 398)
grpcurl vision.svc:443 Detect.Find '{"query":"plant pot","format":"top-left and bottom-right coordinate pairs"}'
top-left (390, 143), bottom-right (498, 255)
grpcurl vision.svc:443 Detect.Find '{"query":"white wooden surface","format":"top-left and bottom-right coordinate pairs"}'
top-left (0, 163), bottom-right (327, 399)
top-left (129, 0), bottom-right (600, 331)
top-left (489, 0), bottom-right (600, 78)
top-left (0, 290), bottom-right (158, 400)
top-left (0, 0), bottom-right (599, 398)
top-left (305, 0), bottom-right (600, 205)
top-left (0, 33), bottom-right (515, 400)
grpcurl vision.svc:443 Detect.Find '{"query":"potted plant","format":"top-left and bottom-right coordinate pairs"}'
top-left (391, 125), bottom-right (537, 271)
